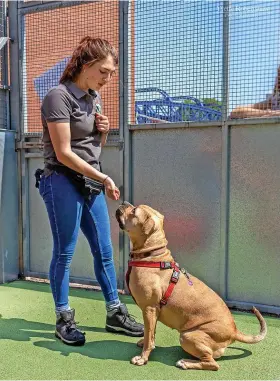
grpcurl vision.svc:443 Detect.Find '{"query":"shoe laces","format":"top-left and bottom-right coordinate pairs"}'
top-left (121, 311), bottom-right (137, 324)
top-left (65, 319), bottom-right (84, 335)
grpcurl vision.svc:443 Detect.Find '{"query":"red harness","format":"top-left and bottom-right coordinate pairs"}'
top-left (126, 261), bottom-right (193, 308)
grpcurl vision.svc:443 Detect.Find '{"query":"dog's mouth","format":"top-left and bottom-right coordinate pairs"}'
top-left (115, 201), bottom-right (134, 230)
top-left (115, 212), bottom-right (125, 230)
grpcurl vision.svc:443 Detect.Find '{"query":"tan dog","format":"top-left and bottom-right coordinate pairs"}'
top-left (116, 202), bottom-right (267, 371)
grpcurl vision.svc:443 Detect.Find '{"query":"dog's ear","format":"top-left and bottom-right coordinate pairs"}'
top-left (143, 217), bottom-right (155, 235)
top-left (154, 211), bottom-right (164, 220)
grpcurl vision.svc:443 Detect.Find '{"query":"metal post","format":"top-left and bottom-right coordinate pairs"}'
top-left (220, 0), bottom-right (230, 299)
top-left (8, 0), bottom-right (23, 277)
top-left (119, 0), bottom-right (130, 291)
top-left (222, 1), bottom-right (230, 122)
top-left (8, 1), bottom-right (21, 136)
top-left (2, 1), bottom-right (9, 130)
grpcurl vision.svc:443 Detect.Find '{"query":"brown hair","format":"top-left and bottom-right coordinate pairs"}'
top-left (60, 36), bottom-right (118, 83)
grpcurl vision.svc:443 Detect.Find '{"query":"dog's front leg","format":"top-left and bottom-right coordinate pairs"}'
top-left (131, 306), bottom-right (159, 366)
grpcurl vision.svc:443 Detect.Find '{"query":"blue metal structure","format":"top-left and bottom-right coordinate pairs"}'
top-left (34, 57), bottom-right (70, 101)
top-left (135, 88), bottom-right (222, 123)
top-left (33, 61), bottom-right (222, 124)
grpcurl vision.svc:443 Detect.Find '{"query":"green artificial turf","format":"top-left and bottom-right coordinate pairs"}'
top-left (0, 280), bottom-right (279, 380)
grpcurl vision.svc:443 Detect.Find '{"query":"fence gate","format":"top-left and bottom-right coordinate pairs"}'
top-left (9, 0), bottom-right (129, 289)
top-left (7, 0), bottom-right (280, 314)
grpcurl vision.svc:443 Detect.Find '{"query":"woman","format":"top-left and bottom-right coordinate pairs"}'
top-left (39, 36), bottom-right (144, 346)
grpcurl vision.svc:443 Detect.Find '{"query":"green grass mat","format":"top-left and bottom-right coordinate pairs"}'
top-left (0, 281), bottom-right (279, 380)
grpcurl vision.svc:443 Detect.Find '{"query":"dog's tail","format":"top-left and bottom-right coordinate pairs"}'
top-left (234, 307), bottom-right (267, 344)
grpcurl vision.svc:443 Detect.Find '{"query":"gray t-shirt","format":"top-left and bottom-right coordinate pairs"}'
top-left (41, 81), bottom-right (102, 172)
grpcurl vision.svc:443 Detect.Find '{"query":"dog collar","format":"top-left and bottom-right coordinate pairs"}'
top-left (130, 246), bottom-right (167, 259)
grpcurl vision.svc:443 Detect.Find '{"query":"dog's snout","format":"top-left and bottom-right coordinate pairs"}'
top-left (116, 201), bottom-right (134, 216)
top-left (116, 201), bottom-right (135, 223)
top-left (123, 201), bottom-right (133, 207)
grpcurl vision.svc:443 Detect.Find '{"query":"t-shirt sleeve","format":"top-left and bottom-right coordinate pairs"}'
top-left (41, 88), bottom-right (72, 122)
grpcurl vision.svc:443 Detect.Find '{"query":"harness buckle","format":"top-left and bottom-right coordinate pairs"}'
top-left (160, 298), bottom-right (167, 306)
top-left (160, 262), bottom-right (172, 269)
top-left (171, 270), bottom-right (180, 283)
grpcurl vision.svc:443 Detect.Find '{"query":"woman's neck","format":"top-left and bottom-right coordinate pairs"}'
top-left (74, 76), bottom-right (88, 93)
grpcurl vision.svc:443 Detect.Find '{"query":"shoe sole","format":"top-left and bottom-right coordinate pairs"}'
top-left (105, 324), bottom-right (144, 337)
top-left (55, 331), bottom-right (86, 346)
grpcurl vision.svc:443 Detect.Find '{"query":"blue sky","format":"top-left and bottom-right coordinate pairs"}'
top-left (134, 0), bottom-right (280, 110)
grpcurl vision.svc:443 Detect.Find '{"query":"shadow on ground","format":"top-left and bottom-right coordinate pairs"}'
top-left (0, 316), bottom-right (252, 366)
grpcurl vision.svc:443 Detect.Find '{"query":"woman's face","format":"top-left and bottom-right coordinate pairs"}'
top-left (83, 55), bottom-right (116, 91)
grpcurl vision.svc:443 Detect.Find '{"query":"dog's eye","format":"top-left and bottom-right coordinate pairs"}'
top-left (131, 207), bottom-right (137, 214)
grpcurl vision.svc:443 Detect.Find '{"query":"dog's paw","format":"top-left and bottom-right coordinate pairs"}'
top-left (176, 359), bottom-right (188, 369)
top-left (131, 355), bottom-right (147, 366)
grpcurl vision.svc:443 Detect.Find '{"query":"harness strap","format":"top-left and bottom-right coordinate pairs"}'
top-left (160, 267), bottom-right (180, 306)
top-left (126, 261), bottom-right (191, 308)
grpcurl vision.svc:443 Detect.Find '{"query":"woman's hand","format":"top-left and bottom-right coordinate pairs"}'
top-left (96, 113), bottom-right (110, 134)
top-left (103, 176), bottom-right (120, 201)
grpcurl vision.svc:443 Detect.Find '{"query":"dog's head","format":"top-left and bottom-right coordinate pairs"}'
top-left (116, 202), bottom-right (167, 252)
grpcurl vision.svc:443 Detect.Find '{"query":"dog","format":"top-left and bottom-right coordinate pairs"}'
top-left (116, 202), bottom-right (267, 371)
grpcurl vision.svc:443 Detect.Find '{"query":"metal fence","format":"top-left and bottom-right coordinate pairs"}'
top-left (229, 1), bottom-right (280, 116)
top-left (2, 0), bottom-right (280, 313)
top-left (130, 0), bottom-right (224, 124)
top-left (0, 1), bottom-right (4, 85)
top-left (0, 0), bottom-right (8, 130)
top-left (20, 0), bottom-right (119, 134)
top-left (16, 1), bottom-right (280, 131)
top-left (129, 0), bottom-right (280, 124)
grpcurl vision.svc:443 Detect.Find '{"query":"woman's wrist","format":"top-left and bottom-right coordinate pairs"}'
top-left (102, 175), bottom-right (110, 184)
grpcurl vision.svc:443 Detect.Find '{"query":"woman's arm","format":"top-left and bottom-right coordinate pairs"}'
top-left (95, 113), bottom-right (109, 147)
top-left (48, 121), bottom-right (120, 200)
top-left (100, 131), bottom-right (109, 147)
top-left (230, 99), bottom-right (280, 118)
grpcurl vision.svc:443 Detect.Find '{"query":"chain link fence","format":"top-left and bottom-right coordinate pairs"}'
top-left (0, 0), bottom-right (8, 130)
top-left (15, 1), bottom-right (280, 132)
top-left (0, 1), bottom-right (4, 85)
top-left (129, 0), bottom-right (224, 124)
top-left (229, 1), bottom-right (280, 117)
top-left (21, 1), bottom-right (119, 135)
top-left (129, 0), bottom-right (280, 124)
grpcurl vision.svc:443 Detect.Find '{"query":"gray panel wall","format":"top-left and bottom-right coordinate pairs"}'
top-left (132, 127), bottom-right (222, 292)
top-left (22, 124), bottom-right (280, 312)
top-left (228, 125), bottom-right (280, 307)
top-left (0, 131), bottom-right (18, 282)
top-left (26, 145), bottom-right (121, 286)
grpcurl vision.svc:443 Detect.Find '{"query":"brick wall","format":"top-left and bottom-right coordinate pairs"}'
top-left (24, 2), bottom-right (134, 133)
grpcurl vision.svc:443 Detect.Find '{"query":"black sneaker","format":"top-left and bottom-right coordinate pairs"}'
top-left (55, 309), bottom-right (86, 346)
top-left (105, 304), bottom-right (144, 337)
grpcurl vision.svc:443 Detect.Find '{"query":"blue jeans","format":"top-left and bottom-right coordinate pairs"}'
top-left (39, 171), bottom-right (120, 311)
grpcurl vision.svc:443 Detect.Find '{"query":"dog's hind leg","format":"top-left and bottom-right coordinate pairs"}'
top-left (131, 306), bottom-right (159, 366)
top-left (176, 331), bottom-right (220, 371)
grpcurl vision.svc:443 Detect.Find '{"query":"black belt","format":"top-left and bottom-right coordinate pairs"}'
top-left (35, 164), bottom-right (104, 200)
